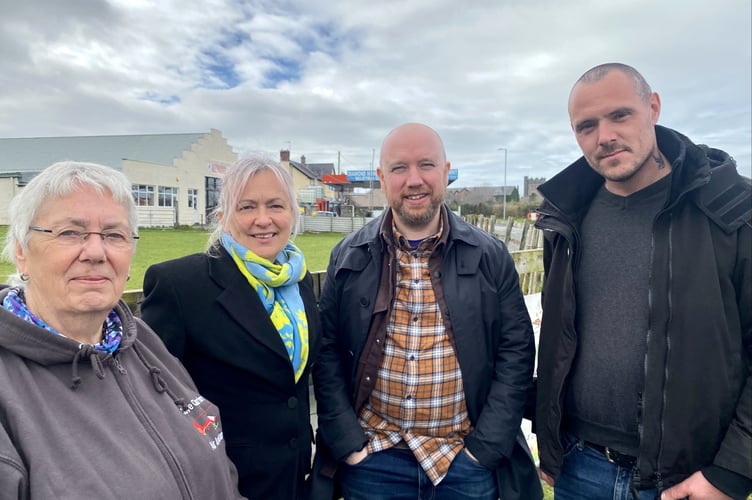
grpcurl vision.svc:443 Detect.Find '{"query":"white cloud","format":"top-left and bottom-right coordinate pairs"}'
top-left (1, 0), bottom-right (749, 189)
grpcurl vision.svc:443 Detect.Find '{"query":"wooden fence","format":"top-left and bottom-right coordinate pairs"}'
top-left (299, 214), bottom-right (543, 252)
top-left (121, 247), bottom-right (543, 317)
top-left (463, 214), bottom-right (543, 251)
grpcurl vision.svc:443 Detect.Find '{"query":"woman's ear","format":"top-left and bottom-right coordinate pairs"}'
top-left (14, 242), bottom-right (27, 275)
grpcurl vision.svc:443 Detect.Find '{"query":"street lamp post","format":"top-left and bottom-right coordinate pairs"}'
top-left (498, 147), bottom-right (508, 220)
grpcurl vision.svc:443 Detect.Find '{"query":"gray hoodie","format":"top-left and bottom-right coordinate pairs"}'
top-left (0, 287), bottom-right (245, 500)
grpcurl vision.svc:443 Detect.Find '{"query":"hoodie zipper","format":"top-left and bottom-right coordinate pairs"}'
top-left (113, 355), bottom-right (127, 374)
top-left (111, 355), bottom-right (194, 499)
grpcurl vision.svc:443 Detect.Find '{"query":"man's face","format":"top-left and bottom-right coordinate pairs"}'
top-left (377, 124), bottom-right (450, 234)
top-left (569, 70), bottom-right (661, 193)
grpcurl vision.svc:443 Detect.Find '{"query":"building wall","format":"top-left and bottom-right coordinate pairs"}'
top-left (0, 177), bottom-right (20, 225)
top-left (122, 129), bottom-right (237, 227)
top-left (523, 176), bottom-right (546, 200)
top-left (287, 165), bottom-right (316, 194)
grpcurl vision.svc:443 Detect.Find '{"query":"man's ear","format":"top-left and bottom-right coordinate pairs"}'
top-left (649, 92), bottom-right (661, 125)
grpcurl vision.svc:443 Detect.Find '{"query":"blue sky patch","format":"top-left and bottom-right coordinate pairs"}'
top-left (198, 48), bottom-right (241, 89)
top-left (140, 91), bottom-right (181, 105)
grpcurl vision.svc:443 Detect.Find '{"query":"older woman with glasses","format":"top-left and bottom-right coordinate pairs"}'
top-left (0, 161), bottom-right (244, 499)
top-left (140, 156), bottom-right (320, 500)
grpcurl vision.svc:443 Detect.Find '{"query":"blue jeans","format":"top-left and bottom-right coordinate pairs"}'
top-left (339, 447), bottom-right (498, 500)
top-left (555, 433), bottom-right (659, 500)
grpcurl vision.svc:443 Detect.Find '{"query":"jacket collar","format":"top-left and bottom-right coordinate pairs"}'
top-left (538, 125), bottom-right (713, 218)
top-left (346, 204), bottom-right (484, 251)
top-left (207, 246), bottom-right (292, 361)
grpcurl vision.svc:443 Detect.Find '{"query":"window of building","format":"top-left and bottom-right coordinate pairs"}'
top-left (187, 188), bottom-right (198, 209)
top-left (205, 176), bottom-right (221, 222)
top-left (132, 184), bottom-right (154, 206)
top-left (158, 186), bottom-right (178, 207)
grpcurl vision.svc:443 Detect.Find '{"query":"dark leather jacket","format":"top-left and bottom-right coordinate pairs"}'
top-left (311, 206), bottom-right (543, 500)
top-left (534, 126), bottom-right (752, 496)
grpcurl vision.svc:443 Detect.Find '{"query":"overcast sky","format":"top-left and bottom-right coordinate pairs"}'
top-left (1, 0), bottom-right (750, 189)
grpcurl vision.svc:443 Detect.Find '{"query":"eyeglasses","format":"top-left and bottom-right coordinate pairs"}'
top-left (28, 226), bottom-right (139, 251)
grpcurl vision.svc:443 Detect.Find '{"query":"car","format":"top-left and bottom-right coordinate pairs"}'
top-left (313, 211), bottom-right (338, 217)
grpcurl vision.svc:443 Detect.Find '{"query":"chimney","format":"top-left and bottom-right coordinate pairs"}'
top-left (280, 150), bottom-right (290, 162)
top-left (300, 155), bottom-right (306, 165)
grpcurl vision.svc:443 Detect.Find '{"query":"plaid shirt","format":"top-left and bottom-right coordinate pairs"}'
top-left (358, 222), bottom-right (471, 484)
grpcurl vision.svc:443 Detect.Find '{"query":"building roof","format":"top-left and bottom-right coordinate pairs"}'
top-left (306, 163), bottom-right (335, 178)
top-left (289, 160), bottom-right (318, 180)
top-left (446, 185), bottom-right (517, 204)
top-left (321, 174), bottom-right (349, 185)
top-left (0, 132), bottom-right (207, 172)
top-left (347, 189), bottom-right (387, 208)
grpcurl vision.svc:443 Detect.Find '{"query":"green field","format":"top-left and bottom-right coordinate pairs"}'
top-left (0, 224), bottom-right (557, 497)
top-left (0, 227), bottom-right (345, 290)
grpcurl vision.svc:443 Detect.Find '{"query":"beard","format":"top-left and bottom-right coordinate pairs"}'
top-left (590, 143), bottom-right (651, 183)
top-left (391, 192), bottom-right (443, 229)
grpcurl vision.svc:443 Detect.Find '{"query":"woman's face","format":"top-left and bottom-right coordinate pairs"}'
top-left (222, 169), bottom-right (294, 260)
top-left (15, 186), bottom-right (134, 325)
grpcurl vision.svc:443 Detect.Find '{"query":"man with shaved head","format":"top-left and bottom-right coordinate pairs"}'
top-left (311, 123), bottom-right (542, 499)
top-left (535, 63), bottom-right (752, 499)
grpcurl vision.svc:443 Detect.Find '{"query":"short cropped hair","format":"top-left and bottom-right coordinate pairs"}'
top-left (573, 62), bottom-right (653, 103)
top-left (2, 161), bottom-right (138, 285)
top-left (208, 155), bottom-right (300, 247)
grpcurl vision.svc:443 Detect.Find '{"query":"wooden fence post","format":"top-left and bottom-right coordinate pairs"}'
top-left (505, 218), bottom-right (514, 245)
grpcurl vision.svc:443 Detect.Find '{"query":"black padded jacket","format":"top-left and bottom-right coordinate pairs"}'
top-left (534, 126), bottom-right (752, 497)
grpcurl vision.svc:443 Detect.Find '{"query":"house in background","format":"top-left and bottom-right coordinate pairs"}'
top-left (0, 129), bottom-right (237, 226)
top-left (279, 151), bottom-right (338, 214)
top-left (447, 185), bottom-right (515, 205)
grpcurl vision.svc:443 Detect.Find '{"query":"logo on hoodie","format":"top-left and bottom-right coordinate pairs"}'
top-left (184, 395), bottom-right (224, 451)
top-left (193, 415), bottom-right (218, 435)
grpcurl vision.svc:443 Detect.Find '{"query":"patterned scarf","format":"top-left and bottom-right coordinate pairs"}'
top-left (221, 233), bottom-right (309, 382)
top-left (3, 287), bottom-right (123, 354)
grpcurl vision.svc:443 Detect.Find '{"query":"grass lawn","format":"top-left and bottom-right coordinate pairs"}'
top-left (0, 224), bottom-right (555, 497)
top-left (0, 226), bottom-right (346, 290)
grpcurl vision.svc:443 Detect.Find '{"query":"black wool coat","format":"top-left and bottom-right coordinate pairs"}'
top-left (141, 246), bottom-right (320, 500)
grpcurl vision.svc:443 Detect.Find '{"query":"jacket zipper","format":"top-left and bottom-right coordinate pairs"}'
top-left (654, 214), bottom-right (673, 491)
top-left (642, 176), bottom-right (696, 490)
top-left (636, 220), bottom-right (656, 490)
top-left (536, 208), bottom-right (580, 456)
top-left (112, 355), bottom-right (194, 499)
top-left (647, 168), bottom-right (707, 489)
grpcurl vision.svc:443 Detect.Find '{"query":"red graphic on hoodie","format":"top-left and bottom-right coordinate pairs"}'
top-left (193, 415), bottom-right (218, 435)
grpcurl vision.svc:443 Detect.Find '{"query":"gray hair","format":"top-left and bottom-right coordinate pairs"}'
top-left (2, 161), bottom-right (138, 286)
top-left (573, 62), bottom-right (653, 103)
top-left (208, 155), bottom-right (300, 248)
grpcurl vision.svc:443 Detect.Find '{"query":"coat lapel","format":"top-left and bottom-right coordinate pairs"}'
top-left (208, 248), bottom-right (291, 362)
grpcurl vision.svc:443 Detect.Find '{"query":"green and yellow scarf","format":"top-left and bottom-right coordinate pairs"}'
top-left (221, 233), bottom-right (309, 382)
